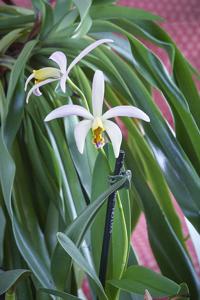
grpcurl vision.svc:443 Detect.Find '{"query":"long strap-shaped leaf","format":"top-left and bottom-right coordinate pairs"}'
top-left (108, 265), bottom-right (180, 298)
top-left (0, 41), bottom-right (54, 288)
top-left (0, 269), bottom-right (30, 295)
top-left (51, 175), bottom-right (128, 293)
top-left (128, 153), bottom-right (200, 299)
top-left (57, 233), bottom-right (108, 300)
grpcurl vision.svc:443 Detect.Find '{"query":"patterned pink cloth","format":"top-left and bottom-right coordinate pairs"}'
top-left (120, 0), bottom-right (200, 73)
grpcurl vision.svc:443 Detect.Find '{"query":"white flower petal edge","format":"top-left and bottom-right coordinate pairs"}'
top-left (74, 120), bottom-right (92, 154)
top-left (103, 120), bottom-right (122, 158)
top-left (26, 78), bottom-right (57, 103)
top-left (102, 105), bottom-right (150, 122)
top-left (67, 39), bottom-right (113, 74)
top-left (49, 51), bottom-right (67, 74)
top-left (92, 70), bottom-right (104, 117)
top-left (33, 87), bottom-right (42, 96)
top-left (44, 104), bottom-right (94, 122)
top-left (25, 73), bottom-right (34, 91)
top-left (60, 75), bottom-right (67, 93)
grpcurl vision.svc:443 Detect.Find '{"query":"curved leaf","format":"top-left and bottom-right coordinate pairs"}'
top-left (0, 269), bottom-right (30, 295)
top-left (108, 265), bottom-right (180, 298)
top-left (57, 233), bottom-right (108, 300)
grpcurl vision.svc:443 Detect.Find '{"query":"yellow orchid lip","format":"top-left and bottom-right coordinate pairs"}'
top-left (92, 126), bottom-right (105, 149)
top-left (33, 67), bottom-right (61, 81)
top-left (92, 116), bottom-right (104, 131)
top-left (92, 117), bottom-right (105, 148)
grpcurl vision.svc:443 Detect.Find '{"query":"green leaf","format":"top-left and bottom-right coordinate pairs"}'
top-left (0, 28), bottom-right (24, 54)
top-left (128, 155), bottom-right (200, 299)
top-left (51, 175), bottom-right (127, 290)
top-left (66, 175), bottom-right (128, 245)
top-left (0, 4), bottom-right (33, 16)
top-left (0, 269), bottom-right (31, 295)
top-left (4, 40), bottom-right (37, 149)
top-left (0, 207), bottom-right (5, 265)
top-left (108, 265), bottom-right (180, 298)
top-left (130, 20), bottom-right (200, 128)
top-left (90, 5), bottom-right (163, 21)
top-left (0, 15), bottom-right (34, 30)
top-left (90, 151), bottom-right (110, 272)
top-left (127, 35), bottom-right (200, 172)
top-left (39, 1), bottom-right (54, 39)
top-left (121, 118), bottom-right (186, 248)
top-left (54, 0), bottom-right (73, 23)
top-left (6, 39), bottom-right (37, 103)
top-left (64, 114), bottom-right (97, 197)
top-left (57, 233), bottom-right (108, 300)
top-left (107, 192), bottom-right (129, 300)
top-left (72, 0), bottom-right (92, 38)
top-left (39, 288), bottom-right (81, 299)
top-left (93, 0), bottom-right (116, 4)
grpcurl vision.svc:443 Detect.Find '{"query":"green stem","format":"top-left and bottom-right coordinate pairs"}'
top-left (5, 291), bottom-right (16, 300)
top-left (67, 78), bottom-right (89, 110)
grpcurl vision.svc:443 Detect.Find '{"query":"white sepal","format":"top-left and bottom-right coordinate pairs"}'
top-left (49, 51), bottom-right (67, 74)
top-left (102, 105), bottom-right (150, 122)
top-left (26, 78), bottom-right (57, 103)
top-left (44, 104), bottom-right (94, 122)
top-left (92, 70), bottom-right (104, 117)
top-left (74, 120), bottom-right (92, 153)
top-left (104, 119), bottom-right (122, 158)
top-left (25, 73), bottom-right (34, 91)
top-left (67, 39), bottom-right (113, 73)
top-left (33, 87), bottom-right (42, 96)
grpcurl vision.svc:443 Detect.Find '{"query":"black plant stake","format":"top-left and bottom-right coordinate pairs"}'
top-left (99, 150), bottom-right (125, 288)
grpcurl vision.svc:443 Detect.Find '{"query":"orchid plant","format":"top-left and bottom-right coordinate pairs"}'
top-left (0, 1), bottom-right (200, 300)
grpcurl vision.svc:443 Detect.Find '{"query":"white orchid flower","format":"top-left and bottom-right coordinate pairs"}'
top-left (44, 70), bottom-right (150, 157)
top-left (24, 39), bottom-right (113, 103)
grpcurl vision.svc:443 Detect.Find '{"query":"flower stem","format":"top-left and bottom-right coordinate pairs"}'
top-left (5, 291), bottom-right (15, 300)
top-left (67, 78), bottom-right (89, 110)
top-left (99, 150), bottom-right (125, 288)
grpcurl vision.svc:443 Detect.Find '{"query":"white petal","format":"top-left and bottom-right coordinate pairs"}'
top-left (92, 70), bottom-right (104, 117)
top-left (144, 290), bottom-right (152, 300)
top-left (60, 73), bottom-right (68, 93)
top-left (44, 104), bottom-right (94, 122)
top-left (24, 73), bottom-right (34, 91)
top-left (74, 120), bottom-right (92, 154)
top-left (49, 51), bottom-right (67, 74)
top-left (26, 78), bottom-right (57, 103)
top-left (102, 105), bottom-right (150, 122)
top-left (33, 87), bottom-right (42, 96)
top-left (67, 39), bottom-right (113, 73)
top-left (104, 119), bottom-right (122, 158)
